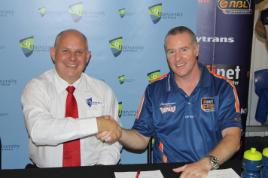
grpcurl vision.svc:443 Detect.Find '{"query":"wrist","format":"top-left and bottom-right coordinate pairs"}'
top-left (205, 155), bottom-right (220, 170)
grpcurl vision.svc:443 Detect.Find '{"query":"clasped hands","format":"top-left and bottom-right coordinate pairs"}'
top-left (96, 115), bottom-right (122, 144)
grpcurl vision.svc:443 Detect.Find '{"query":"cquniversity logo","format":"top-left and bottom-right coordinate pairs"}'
top-left (118, 101), bottom-right (123, 118)
top-left (148, 3), bottom-right (162, 24)
top-left (38, 7), bottom-right (47, 17)
top-left (69, 2), bottom-right (84, 22)
top-left (147, 70), bottom-right (161, 83)
top-left (19, 36), bottom-right (34, 57)
top-left (118, 75), bottom-right (125, 84)
top-left (118, 8), bottom-right (126, 18)
top-left (109, 37), bottom-right (123, 57)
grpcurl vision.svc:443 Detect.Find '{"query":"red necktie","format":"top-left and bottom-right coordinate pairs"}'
top-left (63, 86), bottom-right (81, 167)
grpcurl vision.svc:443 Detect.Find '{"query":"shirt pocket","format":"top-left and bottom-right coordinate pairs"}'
top-left (79, 96), bottom-right (104, 118)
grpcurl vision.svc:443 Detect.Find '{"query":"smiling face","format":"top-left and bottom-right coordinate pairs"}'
top-left (50, 30), bottom-right (91, 84)
top-left (165, 32), bottom-right (200, 82)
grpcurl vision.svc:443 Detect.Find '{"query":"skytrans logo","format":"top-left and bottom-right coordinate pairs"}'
top-left (69, 2), bottom-right (84, 22)
top-left (197, 36), bottom-right (234, 43)
top-left (148, 3), bottom-right (162, 24)
top-left (218, 0), bottom-right (252, 15)
top-left (109, 37), bottom-right (123, 57)
top-left (38, 7), bottom-right (47, 17)
top-left (207, 64), bottom-right (241, 85)
top-left (19, 36), bottom-right (34, 57)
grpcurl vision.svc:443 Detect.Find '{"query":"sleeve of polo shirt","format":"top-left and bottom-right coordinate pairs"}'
top-left (218, 81), bottom-right (241, 131)
top-left (132, 85), bottom-right (156, 137)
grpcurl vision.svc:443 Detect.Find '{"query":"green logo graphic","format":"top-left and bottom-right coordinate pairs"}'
top-left (19, 36), bottom-right (34, 57)
top-left (38, 7), bottom-right (47, 17)
top-left (148, 3), bottom-right (162, 24)
top-left (118, 102), bottom-right (123, 118)
top-left (69, 2), bottom-right (84, 22)
top-left (118, 75), bottom-right (126, 84)
top-left (147, 70), bottom-right (161, 83)
top-left (118, 8), bottom-right (126, 18)
top-left (109, 37), bottom-right (123, 57)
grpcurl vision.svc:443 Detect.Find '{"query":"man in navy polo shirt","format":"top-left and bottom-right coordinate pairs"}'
top-left (98, 26), bottom-right (241, 178)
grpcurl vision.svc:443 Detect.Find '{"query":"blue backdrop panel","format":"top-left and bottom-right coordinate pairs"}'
top-left (0, 0), bottom-right (197, 169)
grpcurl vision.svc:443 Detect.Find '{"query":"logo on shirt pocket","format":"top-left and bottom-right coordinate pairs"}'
top-left (159, 103), bottom-right (176, 114)
top-left (86, 97), bottom-right (102, 108)
top-left (201, 97), bottom-right (215, 112)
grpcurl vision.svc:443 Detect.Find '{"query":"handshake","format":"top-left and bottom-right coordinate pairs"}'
top-left (96, 116), bottom-right (122, 144)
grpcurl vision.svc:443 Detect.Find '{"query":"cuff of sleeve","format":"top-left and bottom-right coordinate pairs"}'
top-left (80, 117), bottom-right (98, 136)
top-left (97, 154), bottom-right (119, 165)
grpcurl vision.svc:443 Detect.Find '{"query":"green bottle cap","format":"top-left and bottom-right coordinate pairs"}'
top-left (244, 148), bottom-right (262, 161)
top-left (263, 148), bottom-right (268, 157)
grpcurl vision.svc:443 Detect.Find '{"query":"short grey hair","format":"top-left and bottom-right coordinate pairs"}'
top-left (164, 26), bottom-right (197, 49)
top-left (54, 29), bottom-right (88, 50)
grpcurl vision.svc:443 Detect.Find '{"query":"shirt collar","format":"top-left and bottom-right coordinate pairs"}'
top-left (167, 62), bottom-right (212, 92)
top-left (53, 69), bottom-right (82, 93)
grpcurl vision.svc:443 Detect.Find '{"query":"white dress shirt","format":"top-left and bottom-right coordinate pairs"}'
top-left (21, 69), bottom-right (122, 167)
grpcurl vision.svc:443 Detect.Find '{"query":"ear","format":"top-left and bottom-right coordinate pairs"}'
top-left (50, 47), bottom-right (56, 63)
top-left (86, 50), bottom-right (91, 64)
top-left (195, 43), bottom-right (200, 57)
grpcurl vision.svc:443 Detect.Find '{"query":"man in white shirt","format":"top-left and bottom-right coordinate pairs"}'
top-left (21, 29), bottom-right (122, 168)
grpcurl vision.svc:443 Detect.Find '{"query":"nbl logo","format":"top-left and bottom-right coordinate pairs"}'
top-left (218, 0), bottom-right (252, 14)
top-left (19, 36), bottom-right (34, 57)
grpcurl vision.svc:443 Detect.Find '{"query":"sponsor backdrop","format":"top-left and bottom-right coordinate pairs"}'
top-left (0, 0), bottom-right (254, 169)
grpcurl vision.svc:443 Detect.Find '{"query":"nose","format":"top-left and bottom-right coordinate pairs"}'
top-left (174, 50), bottom-right (182, 61)
top-left (69, 51), bottom-right (76, 61)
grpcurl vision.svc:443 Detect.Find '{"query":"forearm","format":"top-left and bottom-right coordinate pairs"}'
top-left (119, 129), bottom-right (150, 150)
top-left (207, 127), bottom-right (241, 164)
top-left (29, 116), bottom-right (97, 145)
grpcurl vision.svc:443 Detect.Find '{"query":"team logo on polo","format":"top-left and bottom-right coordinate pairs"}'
top-left (109, 37), bottom-right (123, 57)
top-left (69, 2), bottom-right (84, 22)
top-left (201, 97), bottom-right (215, 112)
top-left (148, 3), bottom-right (162, 24)
top-left (160, 103), bottom-right (176, 114)
top-left (118, 8), bottom-right (126, 18)
top-left (118, 102), bottom-right (123, 118)
top-left (147, 70), bottom-right (161, 83)
top-left (38, 7), bottom-right (47, 17)
top-left (19, 36), bottom-right (34, 57)
top-left (218, 0), bottom-right (252, 14)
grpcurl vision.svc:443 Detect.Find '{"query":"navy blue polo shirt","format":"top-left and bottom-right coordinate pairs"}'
top-left (132, 63), bottom-right (241, 163)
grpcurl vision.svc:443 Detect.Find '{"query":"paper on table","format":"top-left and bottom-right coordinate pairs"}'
top-left (114, 170), bottom-right (164, 178)
top-left (206, 168), bottom-right (241, 178)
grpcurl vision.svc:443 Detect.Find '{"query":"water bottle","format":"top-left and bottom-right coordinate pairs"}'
top-left (241, 147), bottom-right (262, 178)
top-left (262, 148), bottom-right (268, 178)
